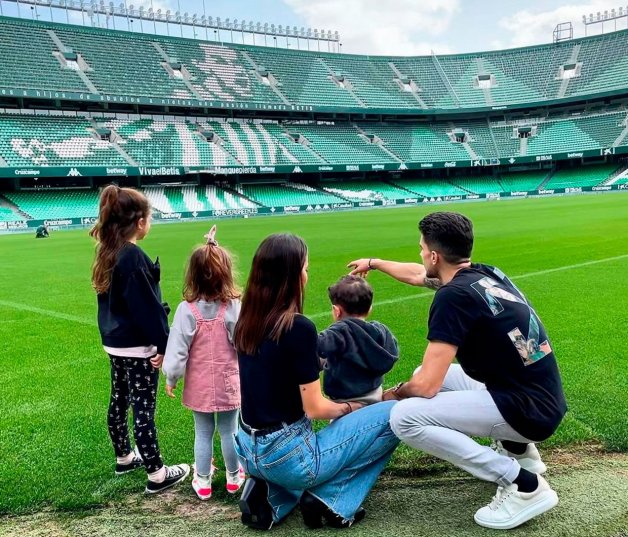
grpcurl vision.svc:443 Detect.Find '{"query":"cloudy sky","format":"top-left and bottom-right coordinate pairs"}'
top-left (3, 0), bottom-right (626, 55)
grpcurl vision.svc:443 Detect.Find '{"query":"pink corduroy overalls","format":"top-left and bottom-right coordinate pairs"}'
top-left (181, 301), bottom-right (241, 413)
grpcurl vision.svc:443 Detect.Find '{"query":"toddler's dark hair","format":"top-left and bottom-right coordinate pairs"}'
top-left (328, 275), bottom-right (373, 316)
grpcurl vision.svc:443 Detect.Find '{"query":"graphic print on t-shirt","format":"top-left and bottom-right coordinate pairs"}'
top-left (471, 274), bottom-right (552, 366)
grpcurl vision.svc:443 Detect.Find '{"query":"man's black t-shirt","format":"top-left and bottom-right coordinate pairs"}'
top-left (238, 314), bottom-right (321, 429)
top-left (428, 263), bottom-right (567, 441)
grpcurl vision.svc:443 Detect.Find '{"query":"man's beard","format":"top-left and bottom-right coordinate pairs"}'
top-left (425, 264), bottom-right (439, 279)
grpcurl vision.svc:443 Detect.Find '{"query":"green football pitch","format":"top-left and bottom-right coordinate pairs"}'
top-left (0, 193), bottom-right (627, 515)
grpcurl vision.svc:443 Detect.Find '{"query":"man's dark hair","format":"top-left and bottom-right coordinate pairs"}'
top-left (419, 212), bottom-right (474, 264)
top-left (328, 275), bottom-right (373, 316)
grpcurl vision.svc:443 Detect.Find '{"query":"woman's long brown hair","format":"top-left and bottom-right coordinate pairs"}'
top-left (234, 234), bottom-right (307, 355)
top-left (183, 244), bottom-right (240, 303)
top-left (89, 185), bottom-right (151, 294)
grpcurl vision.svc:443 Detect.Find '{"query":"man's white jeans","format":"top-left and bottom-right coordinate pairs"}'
top-left (390, 364), bottom-right (534, 487)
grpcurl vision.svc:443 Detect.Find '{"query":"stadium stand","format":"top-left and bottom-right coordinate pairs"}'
top-left (4, 189), bottom-right (99, 219)
top-left (240, 183), bottom-right (346, 206)
top-left (1, 15), bottom-right (627, 226)
top-left (3, 16), bottom-right (628, 111)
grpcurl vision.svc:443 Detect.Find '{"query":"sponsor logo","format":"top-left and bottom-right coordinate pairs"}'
top-left (44, 219), bottom-right (72, 226)
top-left (284, 205), bottom-right (301, 213)
top-left (382, 199), bottom-right (396, 206)
top-left (600, 147), bottom-right (615, 156)
top-left (486, 193), bottom-right (501, 200)
top-left (567, 153), bottom-right (583, 158)
top-left (160, 212), bottom-right (182, 219)
top-left (206, 166), bottom-right (257, 175)
top-left (592, 185), bottom-right (612, 191)
top-left (0, 222), bottom-right (6, 230)
top-left (565, 187), bottom-right (583, 193)
top-left (139, 166), bottom-right (181, 176)
top-left (318, 166), bottom-right (333, 171)
top-left (535, 155), bottom-right (552, 162)
top-left (618, 184), bottom-right (627, 190)
top-left (466, 194), bottom-right (480, 199)
top-left (444, 161), bottom-right (457, 168)
top-left (293, 166), bottom-right (303, 173)
top-left (420, 163), bottom-right (433, 168)
top-left (15, 169), bottom-right (40, 176)
top-left (67, 168), bottom-right (82, 177)
top-left (7, 220), bottom-right (28, 229)
top-left (371, 164), bottom-right (385, 170)
top-left (491, 105), bottom-right (508, 110)
top-left (358, 201), bottom-right (375, 207)
top-left (213, 208), bottom-right (259, 216)
top-left (81, 217), bottom-right (98, 225)
top-left (398, 163), bottom-right (408, 170)
top-left (106, 168), bottom-right (128, 175)
top-left (538, 189), bottom-right (555, 195)
top-left (259, 166), bottom-right (276, 173)
top-left (511, 191), bottom-right (528, 197)
top-left (332, 203), bottom-right (352, 209)
top-left (404, 198), bottom-right (418, 204)
top-left (346, 165), bottom-right (360, 171)
top-left (444, 195), bottom-right (463, 201)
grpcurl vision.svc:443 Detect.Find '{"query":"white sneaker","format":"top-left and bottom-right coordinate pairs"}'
top-left (495, 441), bottom-right (547, 474)
top-left (192, 462), bottom-right (216, 500)
top-left (474, 475), bottom-right (559, 530)
top-left (226, 464), bottom-right (246, 494)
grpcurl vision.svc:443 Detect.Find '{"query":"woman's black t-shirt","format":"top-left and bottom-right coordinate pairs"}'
top-left (238, 314), bottom-right (321, 429)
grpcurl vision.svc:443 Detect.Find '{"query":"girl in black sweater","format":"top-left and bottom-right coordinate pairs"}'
top-left (90, 184), bottom-right (188, 494)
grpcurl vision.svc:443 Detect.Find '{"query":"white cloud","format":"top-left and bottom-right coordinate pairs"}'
top-left (498, 2), bottom-right (615, 48)
top-left (283, 0), bottom-right (459, 55)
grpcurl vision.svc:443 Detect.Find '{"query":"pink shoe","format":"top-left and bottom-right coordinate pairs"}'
top-left (192, 462), bottom-right (216, 501)
top-left (226, 464), bottom-right (246, 494)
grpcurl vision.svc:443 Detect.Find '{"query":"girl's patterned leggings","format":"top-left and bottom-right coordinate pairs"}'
top-left (107, 355), bottom-right (163, 473)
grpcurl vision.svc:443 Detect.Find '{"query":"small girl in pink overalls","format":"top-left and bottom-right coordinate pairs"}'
top-left (163, 226), bottom-right (244, 500)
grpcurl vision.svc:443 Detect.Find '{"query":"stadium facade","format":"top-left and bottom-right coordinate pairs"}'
top-left (1, 15), bottom-right (627, 230)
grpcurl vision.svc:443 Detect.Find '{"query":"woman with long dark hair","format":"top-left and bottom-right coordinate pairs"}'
top-left (233, 233), bottom-right (399, 530)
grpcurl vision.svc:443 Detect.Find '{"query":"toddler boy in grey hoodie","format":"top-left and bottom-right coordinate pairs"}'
top-left (318, 275), bottom-right (399, 405)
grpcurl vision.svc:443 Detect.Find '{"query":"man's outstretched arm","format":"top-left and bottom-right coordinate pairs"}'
top-left (348, 258), bottom-right (442, 289)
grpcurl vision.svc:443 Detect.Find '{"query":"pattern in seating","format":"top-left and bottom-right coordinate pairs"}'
top-left (159, 40), bottom-right (283, 103)
top-left (0, 114), bottom-right (128, 167)
top-left (322, 180), bottom-right (413, 201)
top-left (104, 118), bottom-right (238, 167)
top-left (143, 185), bottom-right (256, 213)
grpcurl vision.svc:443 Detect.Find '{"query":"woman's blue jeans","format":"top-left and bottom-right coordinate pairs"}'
top-left (234, 401), bottom-right (399, 523)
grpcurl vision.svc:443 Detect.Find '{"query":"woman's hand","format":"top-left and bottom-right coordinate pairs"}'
top-left (165, 384), bottom-right (176, 398)
top-left (344, 401), bottom-right (366, 413)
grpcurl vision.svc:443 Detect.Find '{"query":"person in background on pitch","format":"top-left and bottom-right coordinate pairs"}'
top-left (233, 233), bottom-right (399, 530)
top-left (90, 184), bottom-right (189, 494)
top-left (318, 275), bottom-right (399, 405)
top-left (163, 225), bottom-right (245, 501)
top-left (348, 211), bottom-right (567, 530)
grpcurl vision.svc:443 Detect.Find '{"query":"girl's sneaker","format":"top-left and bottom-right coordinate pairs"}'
top-left (145, 464), bottom-right (190, 494)
top-left (192, 462), bottom-right (217, 500)
top-left (226, 465), bottom-right (246, 494)
top-left (115, 446), bottom-right (144, 475)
